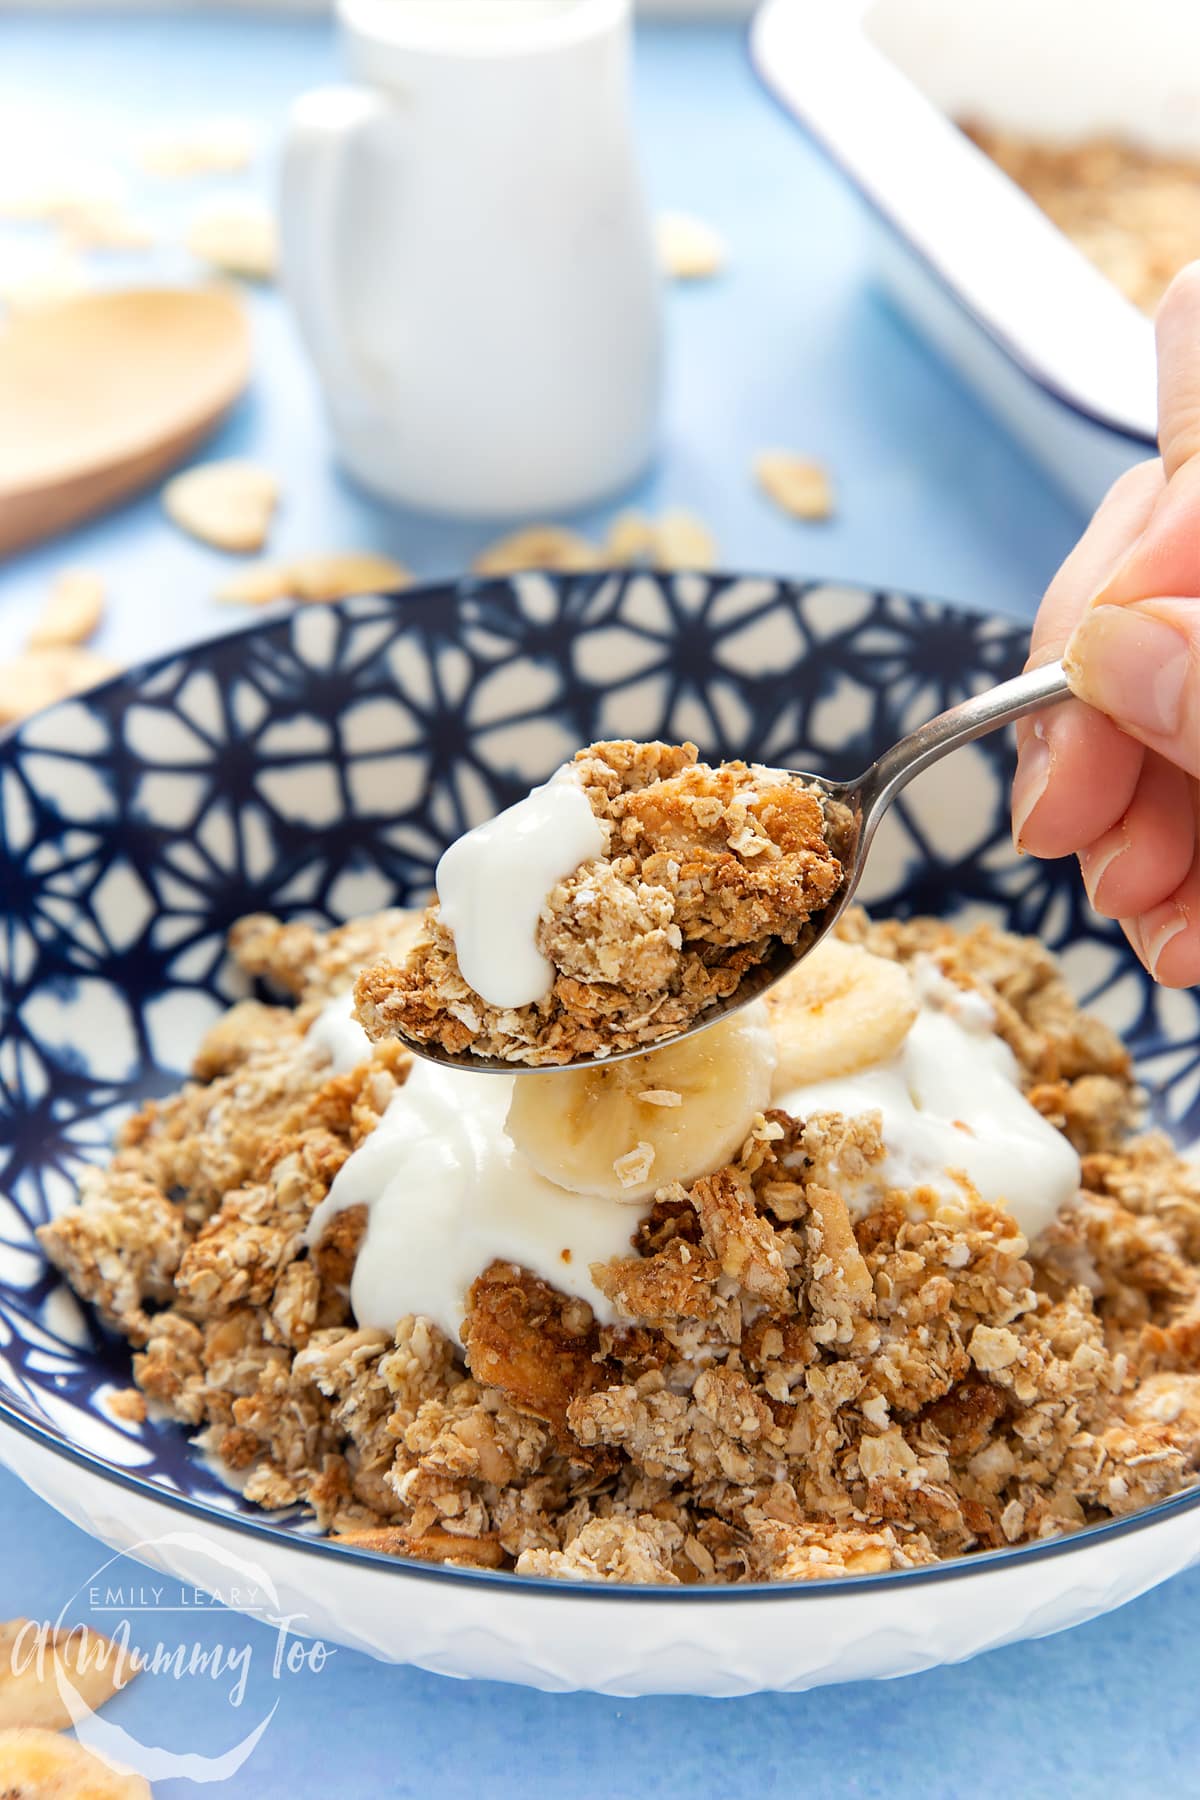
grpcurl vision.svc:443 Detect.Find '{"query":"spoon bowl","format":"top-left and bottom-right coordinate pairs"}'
top-left (395, 657), bottom-right (1073, 1074)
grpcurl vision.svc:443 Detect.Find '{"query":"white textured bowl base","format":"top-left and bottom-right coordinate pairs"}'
top-left (5, 1427), bottom-right (1199, 1695)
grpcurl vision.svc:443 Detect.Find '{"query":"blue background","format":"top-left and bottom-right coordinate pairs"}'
top-left (0, 13), bottom-right (1189, 1798)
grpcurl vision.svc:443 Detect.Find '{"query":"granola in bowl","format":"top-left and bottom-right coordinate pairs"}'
top-left (354, 739), bottom-right (849, 1067)
top-left (962, 122), bottom-right (1200, 316)
top-left (37, 884), bottom-right (1200, 1587)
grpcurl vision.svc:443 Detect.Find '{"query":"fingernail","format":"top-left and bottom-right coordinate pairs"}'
top-left (1011, 728), bottom-right (1051, 851)
top-left (1064, 606), bottom-right (1189, 738)
top-left (1081, 828), bottom-right (1129, 912)
top-left (1144, 909), bottom-right (1188, 981)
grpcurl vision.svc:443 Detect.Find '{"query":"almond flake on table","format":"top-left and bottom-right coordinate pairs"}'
top-left (0, 1619), bottom-right (138, 1731)
top-left (754, 449), bottom-right (835, 521)
top-left (473, 524), bottom-right (601, 575)
top-left (216, 552), bottom-right (412, 605)
top-left (656, 210), bottom-right (727, 280)
top-left (186, 195), bottom-right (277, 282)
top-left (215, 560), bottom-right (296, 606)
top-left (162, 459), bottom-right (279, 552)
top-left (137, 118), bottom-right (256, 178)
top-left (0, 649), bottom-right (120, 724)
top-left (0, 1727), bottom-right (150, 1798)
top-left (605, 510), bottom-right (657, 564)
top-left (652, 508), bottom-right (718, 570)
top-left (289, 551), bottom-right (412, 602)
top-left (27, 570), bottom-right (105, 649)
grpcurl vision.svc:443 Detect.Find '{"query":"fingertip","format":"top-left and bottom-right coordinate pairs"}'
top-left (1010, 702), bottom-right (1143, 859)
top-left (1145, 915), bottom-right (1200, 988)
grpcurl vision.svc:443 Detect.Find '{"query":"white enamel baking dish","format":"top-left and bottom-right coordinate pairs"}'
top-left (750, 0), bottom-right (1200, 511)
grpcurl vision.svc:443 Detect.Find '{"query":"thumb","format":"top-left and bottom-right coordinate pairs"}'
top-left (1091, 263), bottom-right (1200, 608)
top-left (1062, 264), bottom-right (1200, 777)
top-left (1064, 597), bottom-right (1200, 776)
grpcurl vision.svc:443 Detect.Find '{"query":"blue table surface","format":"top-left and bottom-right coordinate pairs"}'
top-left (0, 13), bottom-right (1186, 1800)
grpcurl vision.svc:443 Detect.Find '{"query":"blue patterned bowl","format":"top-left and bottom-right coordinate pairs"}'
top-left (3, 571), bottom-right (1200, 1695)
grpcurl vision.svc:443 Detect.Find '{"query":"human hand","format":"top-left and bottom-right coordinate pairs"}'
top-left (1012, 261), bottom-right (1200, 985)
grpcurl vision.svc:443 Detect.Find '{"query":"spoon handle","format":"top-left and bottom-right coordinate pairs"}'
top-left (858, 658), bottom-right (1071, 822)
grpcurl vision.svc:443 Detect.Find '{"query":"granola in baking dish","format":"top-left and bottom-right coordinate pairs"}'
top-left (38, 898), bottom-right (1200, 1585)
top-left (963, 122), bottom-right (1200, 315)
top-left (354, 739), bottom-right (849, 1067)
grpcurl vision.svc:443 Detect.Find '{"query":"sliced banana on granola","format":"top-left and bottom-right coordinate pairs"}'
top-left (506, 1005), bottom-right (777, 1203)
top-left (765, 938), bottom-right (918, 1088)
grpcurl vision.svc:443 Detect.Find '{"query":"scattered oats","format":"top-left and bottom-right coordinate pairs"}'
top-left (754, 449), bottom-right (835, 521)
top-left (288, 552), bottom-right (412, 603)
top-left (27, 570), bottom-right (105, 650)
top-left (613, 1141), bottom-right (655, 1189)
top-left (969, 1323), bottom-right (1022, 1372)
top-left (0, 1619), bottom-right (138, 1731)
top-left (861, 1394), bottom-right (891, 1430)
top-left (656, 210), bottom-right (727, 280)
top-left (0, 649), bottom-right (120, 724)
top-left (605, 510), bottom-right (656, 565)
top-left (104, 1387), bottom-right (147, 1424)
top-left (473, 525), bottom-right (600, 576)
top-left (652, 508), bottom-right (717, 570)
top-left (138, 119), bottom-right (255, 178)
top-left (187, 195), bottom-right (277, 282)
top-left (0, 1727), bottom-right (150, 1796)
top-left (163, 459), bottom-right (279, 553)
top-left (635, 1088), bottom-right (682, 1108)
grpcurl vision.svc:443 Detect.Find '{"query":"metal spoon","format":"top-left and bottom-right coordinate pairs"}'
top-left (400, 657), bottom-right (1072, 1073)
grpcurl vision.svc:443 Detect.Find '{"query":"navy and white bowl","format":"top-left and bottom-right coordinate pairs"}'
top-left (3, 570), bottom-right (1200, 1695)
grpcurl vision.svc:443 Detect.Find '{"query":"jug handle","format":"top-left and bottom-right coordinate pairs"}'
top-left (280, 85), bottom-right (393, 414)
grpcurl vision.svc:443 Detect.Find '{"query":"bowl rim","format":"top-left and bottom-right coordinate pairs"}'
top-left (3, 570), bottom-right (1194, 1601)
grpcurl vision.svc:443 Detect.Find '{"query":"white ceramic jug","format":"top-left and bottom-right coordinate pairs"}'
top-left (281, 0), bottom-right (663, 518)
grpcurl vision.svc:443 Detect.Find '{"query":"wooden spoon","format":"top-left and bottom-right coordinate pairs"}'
top-left (0, 286), bottom-right (251, 556)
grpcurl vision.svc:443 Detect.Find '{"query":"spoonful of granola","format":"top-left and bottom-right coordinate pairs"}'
top-left (353, 659), bottom-right (1070, 1071)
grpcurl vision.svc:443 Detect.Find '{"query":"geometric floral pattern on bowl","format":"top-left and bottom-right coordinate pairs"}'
top-left (2, 572), bottom-right (1198, 1534)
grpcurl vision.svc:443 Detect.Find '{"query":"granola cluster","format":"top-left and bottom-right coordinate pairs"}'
top-left (963, 122), bottom-right (1200, 315)
top-left (37, 906), bottom-right (1200, 1585)
top-left (355, 739), bottom-right (848, 1067)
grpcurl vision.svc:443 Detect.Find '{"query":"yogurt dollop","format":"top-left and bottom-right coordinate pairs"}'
top-left (435, 765), bottom-right (605, 1009)
top-left (775, 990), bottom-right (1080, 1243)
top-left (304, 1053), bottom-right (642, 1343)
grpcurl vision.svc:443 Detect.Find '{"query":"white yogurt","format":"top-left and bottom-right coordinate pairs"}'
top-left (307, 990), bottom-right (373, 1074)
top-left (304, 1061), bottom-right (643, 1344)
top-left (435, 765), bottom-right (606, 1009)
top-left (775, 1004), bottom-right (1080, 1243)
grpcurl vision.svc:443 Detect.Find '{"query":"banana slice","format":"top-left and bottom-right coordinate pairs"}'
top-left (0, 1727), bottom-right (150, 1797)
top-left (765, 939), bottom-right (918, 1087)
top-left (506, 1006), bottom-right (777, 1203)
